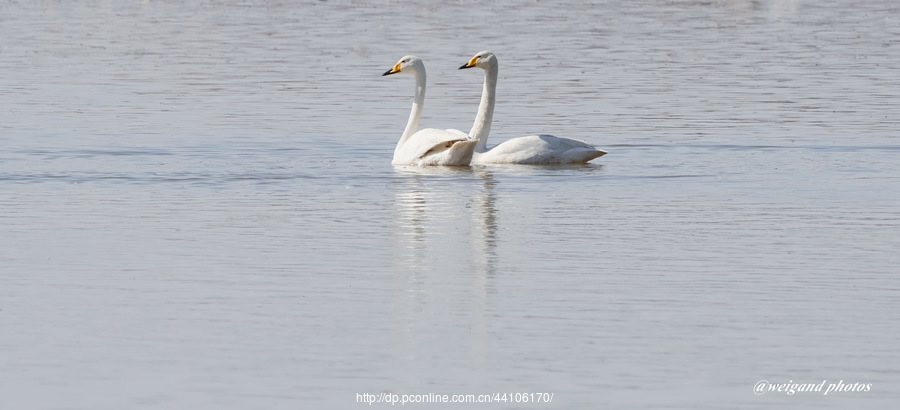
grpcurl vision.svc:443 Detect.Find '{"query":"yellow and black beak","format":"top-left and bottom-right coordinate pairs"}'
top-left (382, 62), bottom-right (402, 76)
top-left (459, 55), bottom-right (479, 70)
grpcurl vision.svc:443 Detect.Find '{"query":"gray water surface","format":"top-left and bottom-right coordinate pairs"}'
top-left (2, 1), bottom-right (899, 409)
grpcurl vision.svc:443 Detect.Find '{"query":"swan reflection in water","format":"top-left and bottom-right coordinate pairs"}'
top-left (391, 165), bottom-right (497, 368)
top-left (389, 164), bottom-right (604, 369)
top-left (392, 165), bottom-right (498, 278)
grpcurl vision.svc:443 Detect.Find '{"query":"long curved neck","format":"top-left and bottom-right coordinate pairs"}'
top-left (469, 63), bottom-right (497, 152)
top-left (397, 69), bottom-right (426, 155)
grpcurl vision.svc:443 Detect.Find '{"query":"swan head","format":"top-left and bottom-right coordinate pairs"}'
top-left (459, 50), bottom-right (497, 70)
top-left (383, 55), bottom-right (424, 76)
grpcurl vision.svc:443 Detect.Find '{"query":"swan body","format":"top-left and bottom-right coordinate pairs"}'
top-left (459, 51), bottom-right (607, 164)
top-left (383, 56), bottom-right (476, 166)
top-left (475, 134), bottom-right (605, 164)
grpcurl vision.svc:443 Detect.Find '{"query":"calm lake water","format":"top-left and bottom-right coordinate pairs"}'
top-left (2, 1), bottom-right (899, 409)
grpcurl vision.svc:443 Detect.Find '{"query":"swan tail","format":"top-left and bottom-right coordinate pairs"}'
top-left (568, 147), bottom-right (607, 163)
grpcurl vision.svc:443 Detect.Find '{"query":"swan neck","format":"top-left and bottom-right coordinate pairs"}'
top-left (470, 64), bottom-right (497, 152)
top-left (397, 69), bottom-right (426, 154)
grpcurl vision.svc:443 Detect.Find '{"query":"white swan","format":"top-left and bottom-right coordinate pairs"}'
top-left (383, 56), bottom-right (476, 166)
top-left (459, 51), bottom-right (607, 164)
